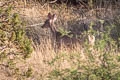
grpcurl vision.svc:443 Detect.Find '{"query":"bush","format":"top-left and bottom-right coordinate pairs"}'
top-left (48, 21), bottom-right (120, 80)
top-left (0, 3), bottom-right (33, 79)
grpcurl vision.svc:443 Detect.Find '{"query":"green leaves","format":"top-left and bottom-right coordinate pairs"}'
top-left (48, 20), bottom-right (120, 80)
top-left (0, 3), bottom-right (33, 80)
top-left (58, 28), bottom-right (73, 38)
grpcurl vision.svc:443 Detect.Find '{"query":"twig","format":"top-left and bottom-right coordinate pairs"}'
top-left (27, 23), bottom-right (44, 27)
top-left (49, 0), bottom-right (57, 4)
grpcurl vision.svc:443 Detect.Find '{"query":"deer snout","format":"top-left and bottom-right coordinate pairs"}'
top-left (41, 19), bottom-right (51, 28)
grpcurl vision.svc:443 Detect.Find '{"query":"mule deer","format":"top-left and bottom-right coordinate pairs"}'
top-left (41, 13), bottom-right (82, 52)
top-left (41, 12), bottom-right (58, 52)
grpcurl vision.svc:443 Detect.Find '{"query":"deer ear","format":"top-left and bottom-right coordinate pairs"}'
top-left (52, 14), bottom-right (57, 21)
top-left (48, 12), bottom-right (52, 19)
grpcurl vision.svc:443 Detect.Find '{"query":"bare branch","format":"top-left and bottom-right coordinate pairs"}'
top-left (49, 0), bottom-right (57, 4)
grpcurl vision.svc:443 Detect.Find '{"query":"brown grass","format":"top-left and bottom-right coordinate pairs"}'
top-left (0, 0), bottom-right (119, 79)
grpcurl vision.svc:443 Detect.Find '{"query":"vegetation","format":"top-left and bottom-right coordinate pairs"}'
top-left (48, 20), bottom-right (120, 80)
top-left (0, 3), bottom-right (33, 80)
top-left (0, 0), bottom-right (120, 80)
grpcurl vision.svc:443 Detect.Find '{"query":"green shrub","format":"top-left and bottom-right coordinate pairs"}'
top-left (0, 3), bottom-right (33, 79)
top-left (48, 21), bottom-right (120, 80)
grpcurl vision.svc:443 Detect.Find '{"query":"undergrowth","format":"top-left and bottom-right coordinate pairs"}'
top-left (48, 19), bottom-right (120, 80)
top-left (0, 0), bottom-right (120, 80)
top-left (0, 4), bottom-right (33, 79)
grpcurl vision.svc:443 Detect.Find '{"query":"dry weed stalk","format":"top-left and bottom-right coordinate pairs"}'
top-left (88, 35), bottom-right (95, 46)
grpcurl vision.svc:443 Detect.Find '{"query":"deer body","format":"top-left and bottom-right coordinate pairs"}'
top-left (41, 13), bottom-right (58, 52)
top-left (41, 13), bottom-right (81, 52)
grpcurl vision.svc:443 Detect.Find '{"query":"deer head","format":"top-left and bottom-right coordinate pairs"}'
top-left (41, 12), bottom-right (57, 33)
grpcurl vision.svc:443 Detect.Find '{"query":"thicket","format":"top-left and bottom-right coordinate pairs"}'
top-left (25, 0), bottom-right (119, 7)
top-left (47, 19), bottom-right (120, 80)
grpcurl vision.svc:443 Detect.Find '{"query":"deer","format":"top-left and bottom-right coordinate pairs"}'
top-left (41, 12), bottom-right (59, 52)
top-left (41, 13), bottom-right (81, 52)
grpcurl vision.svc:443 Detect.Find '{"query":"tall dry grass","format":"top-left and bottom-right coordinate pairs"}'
top-left (16, 0), bottom-right (120, 79)
top-left (0, 0), bottom-right (120, 79)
